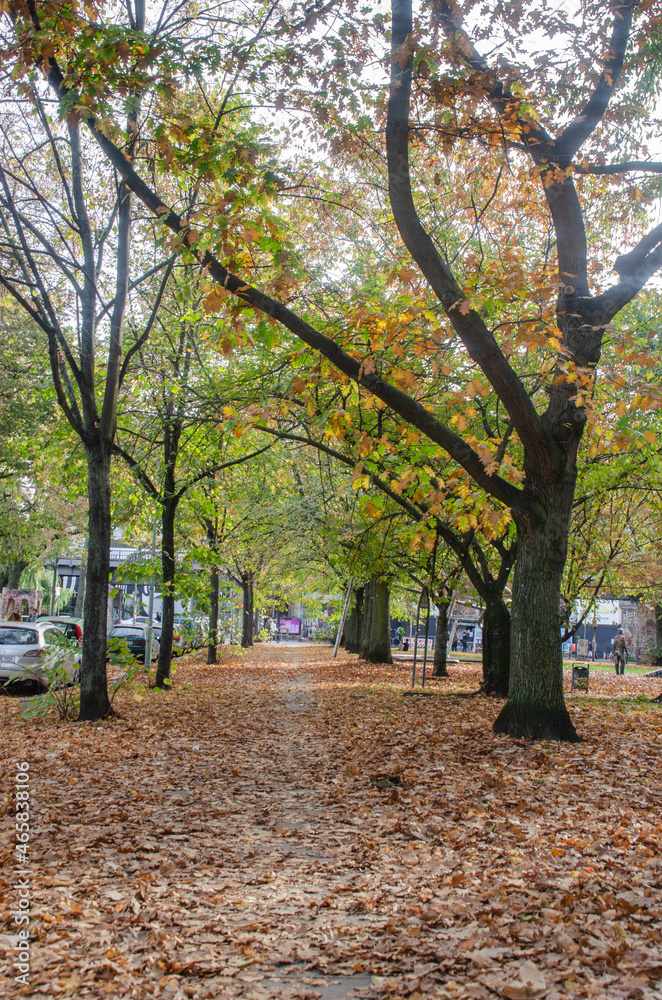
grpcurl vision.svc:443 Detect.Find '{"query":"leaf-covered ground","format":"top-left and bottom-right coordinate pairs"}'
top-left (1, 645), bottom-right (661, 1000)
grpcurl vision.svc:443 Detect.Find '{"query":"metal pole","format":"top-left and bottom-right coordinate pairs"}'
top-left (411, 591), bottom-right (424, 688)
top-left (144, 514), bottom-right (158, 665)
top-left (333, 578), bottom-right (354, 658)
top-left (446, 597), bottom-right (458, 656)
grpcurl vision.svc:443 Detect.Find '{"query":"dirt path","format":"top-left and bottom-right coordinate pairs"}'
top-left (1, 647), bottom-right (661, 1000)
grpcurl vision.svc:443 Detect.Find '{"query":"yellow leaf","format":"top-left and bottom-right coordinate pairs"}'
top-left (615, 400), bottom-right (627, 418)
top-left (643, 430), bottom-right (656, 445)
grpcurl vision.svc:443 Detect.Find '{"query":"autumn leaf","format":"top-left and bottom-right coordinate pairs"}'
top-left (203, 288), bottom-right (226, 314)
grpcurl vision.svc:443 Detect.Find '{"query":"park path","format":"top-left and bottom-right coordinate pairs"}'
top-left (1, 645), bottom-right (661, 1000)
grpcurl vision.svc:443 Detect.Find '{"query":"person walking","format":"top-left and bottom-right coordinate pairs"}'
top-left (613, 629), bottom-right (627, 675)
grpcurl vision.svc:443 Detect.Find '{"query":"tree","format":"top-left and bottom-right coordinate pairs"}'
top-left (11, 0), bottom-right (662, 738)
top-left (0, 0), bottom-right (178, 717)
top-left (113, 302), bottom-right (271, 680)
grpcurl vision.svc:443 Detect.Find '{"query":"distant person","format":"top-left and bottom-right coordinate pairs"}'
top-left (613, 629), bottom-right (627, 675)
top-left (451, 634), bottom-right (458, 652)
top-left (461, 630), bottom-right (469, 653)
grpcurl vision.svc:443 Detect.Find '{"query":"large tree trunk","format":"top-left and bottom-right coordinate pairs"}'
top-left (482, 595), bottom-right (510, 696)
top-left (360, 575), bottom-right (393, 664)
top-left (155, 498), bottom-right (177, 688)
top-left (344, 586), bottom-right (364, 653)
top-left (432, 600), bottom-right (449, 677)
top-left (207, 565), bottom-right (220, 664)
top-left (79, 445), bottom-right (111, 720)
top-left (494, 493), bottom-right (578, 742)
top-left (655, 604), bottom-right (662, 667)
top-left (359, 577), bottom-right (374, 659)
top-left (7, 559), bottom-right (28, 589)
top-left (241, 572), bottom-right (254, 648)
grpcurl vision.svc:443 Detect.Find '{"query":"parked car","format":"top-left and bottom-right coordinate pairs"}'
top-left (108, 624), bottom-right (160, 662)
top-left (173, 616), bottom-right (204, 651)
top-left (41, 617), bottom-right (84, 645)
top-left (118, 618), bottom-right (186, 654)
top-left (0, 621), bottom-right (78, 693)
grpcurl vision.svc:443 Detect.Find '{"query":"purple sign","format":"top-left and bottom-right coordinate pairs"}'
top-left (279, 618), bottom-right (301, 635)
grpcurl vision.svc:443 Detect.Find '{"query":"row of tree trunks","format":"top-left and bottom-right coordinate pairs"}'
top-left (241, 572), bottom-right (254, 648)
top-left (343, 577), bottom-right (393, 664)
top-left (344, 586), bottom-right (364, 654)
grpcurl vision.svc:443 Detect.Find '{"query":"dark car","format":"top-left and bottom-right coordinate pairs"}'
top-left (107, 624), bottom-right (160, 661)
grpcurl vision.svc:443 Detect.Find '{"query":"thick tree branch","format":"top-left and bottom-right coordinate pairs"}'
top-left (594, 221), bottom-right (662, 319)
top-left (578, 160), bottom-right (662, 176)
top-left (555, 2), bottom-right (635, 163)
top-left (29, 36), bottom-right (527, 513)
top-left (388, 0), bottom-right (556, 480)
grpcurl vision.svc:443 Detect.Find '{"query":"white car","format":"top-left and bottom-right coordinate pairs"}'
top-left (0, 621), bottom-right (79, 693)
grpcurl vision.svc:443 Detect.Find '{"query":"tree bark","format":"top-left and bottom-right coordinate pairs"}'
top-left (207, 565), bottom-right (220, 664)
top-left (481, 596), bottom-right (510, 696)
top-left (155, 496), bottom-right (176, 688)
top-left (359, 577), bottom-right (374, 659)
top-left (74, 544), bottom-right (87, 619)
top-left (494, 493), bottom-right (578, 741)
top-left (79, 443), bottom-right (111, 720)
top-left (345, 586), bottom-right (363, 653)
top-left (360, 576), bottom-right (393, 664)
top-left (433, 600), bottom-right (449, 677)
top-left (241, 572), bottom-right (254, 648)
top-left (655, 604), bottom-right (662, 667)
top-left (7, 560), bottom-right (28, 589)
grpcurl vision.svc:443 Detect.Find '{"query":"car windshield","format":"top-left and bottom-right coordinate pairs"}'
top-left (0, 628), bottom-right (38, 645)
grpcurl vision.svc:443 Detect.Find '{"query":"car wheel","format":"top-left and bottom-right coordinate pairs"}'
top-left (23, 678), bottom-right (47, 696)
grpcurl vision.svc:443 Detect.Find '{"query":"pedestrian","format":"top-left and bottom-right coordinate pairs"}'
top-left (451, 634), bottom-right (458, 652)
top-left (461, 630), bottom-right (469, 653)
top-left (613, 628), bottom-right (627, 675)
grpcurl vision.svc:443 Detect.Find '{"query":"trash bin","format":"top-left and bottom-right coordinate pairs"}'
top-left (571, 665), bottom-right (589, 692)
